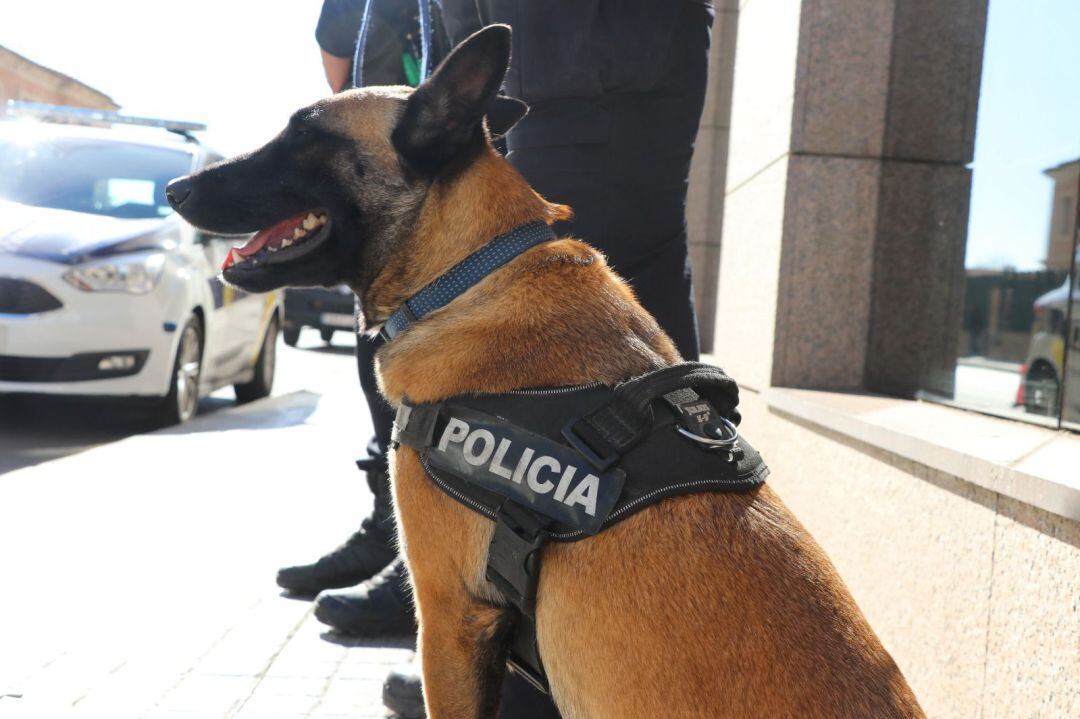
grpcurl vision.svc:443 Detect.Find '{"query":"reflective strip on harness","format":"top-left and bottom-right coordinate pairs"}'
top-left (424, 406), bottom-right (625, 535)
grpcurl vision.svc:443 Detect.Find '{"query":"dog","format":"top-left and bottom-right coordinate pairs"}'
top-left (167, 25), bottom-right (924, 719)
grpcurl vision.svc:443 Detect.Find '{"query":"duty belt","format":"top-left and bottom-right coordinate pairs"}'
top-left (392, 362), bottom-right (769, 692)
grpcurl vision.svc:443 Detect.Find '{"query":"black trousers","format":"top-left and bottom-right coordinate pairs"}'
top-left (356, 3), bottom-right (711, 713)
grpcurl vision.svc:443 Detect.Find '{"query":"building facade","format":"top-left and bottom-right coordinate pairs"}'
top-left (1046, 159), bottom-right (1079, 274)
top-left (686, 2), bottom-right (1079, 716)
top-left (0, 45), bottom-right (117, 111)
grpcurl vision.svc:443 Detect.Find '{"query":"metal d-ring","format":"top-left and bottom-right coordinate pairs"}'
top-left (676, 416), bottom-right (740, 453)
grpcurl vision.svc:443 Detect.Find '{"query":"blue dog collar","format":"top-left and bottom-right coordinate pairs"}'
top-left (380, 220), bottom-right (557, 342)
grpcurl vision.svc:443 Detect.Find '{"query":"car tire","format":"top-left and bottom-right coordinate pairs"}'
top-left (320, 327), bottom-right (335, 344)
top-left (1023, 362), bottom-right (1060, 417)
top-left (157, 317), bottom-right (203, 426)
top-left (283, 325), bottom-right (301, 347)
top-left (235, 315), bottom-right (278, 404)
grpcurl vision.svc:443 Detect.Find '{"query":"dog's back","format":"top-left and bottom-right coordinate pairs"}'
top-left (540, 488), bottom-right (922, 718)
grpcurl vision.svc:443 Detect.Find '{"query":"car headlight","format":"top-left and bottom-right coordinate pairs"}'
top-left (63, 253), bottom-right (166, 295)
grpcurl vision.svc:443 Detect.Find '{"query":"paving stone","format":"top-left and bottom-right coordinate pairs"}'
top-left (0, 388), bottom-right (399, 717)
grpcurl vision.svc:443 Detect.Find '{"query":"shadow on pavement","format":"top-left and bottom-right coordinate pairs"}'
top-left (157, 390), bottom-right (320, 435)
top-left (298, 343), bottom-right (356, 357)
top-left (0, 391), bottom-right (320, 475)
top-left (319, 631), bottom-right (416, 650)
top-left (0, 395), bottom-right (159, 475)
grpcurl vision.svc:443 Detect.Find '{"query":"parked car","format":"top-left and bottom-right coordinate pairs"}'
top-left (1018, 252), bottom-right (1080, 417)
top-left (282, 286), bottom-right (355, 346)
top-left (0, 102), bottom-right (282, 425)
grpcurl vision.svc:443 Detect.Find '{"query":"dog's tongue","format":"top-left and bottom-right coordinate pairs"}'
top-left (222, 212), bottom-right (308, 271)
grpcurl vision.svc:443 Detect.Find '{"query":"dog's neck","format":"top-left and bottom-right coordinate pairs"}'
top-left (370, 148), bottom-right (680, 406)
top-left (363, 149), bottom-right (564, 323)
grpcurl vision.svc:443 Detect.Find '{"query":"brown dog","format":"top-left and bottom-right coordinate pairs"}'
top-left (167, 25), bottom-right (924, 719)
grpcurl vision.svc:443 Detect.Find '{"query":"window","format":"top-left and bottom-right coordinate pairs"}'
top-left (0, 133), bottom-right (192, 219)
top-left (920, 0), bottom-right (1080, 431)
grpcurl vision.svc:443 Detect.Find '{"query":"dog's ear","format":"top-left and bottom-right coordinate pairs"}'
top-left (392, 24), bottom-right (512, 171)
top-left (486, 95), bottom-right (528, 138)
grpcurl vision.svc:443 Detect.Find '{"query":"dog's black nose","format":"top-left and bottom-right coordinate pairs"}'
top-left (165, 176), bottom-right (192, 210)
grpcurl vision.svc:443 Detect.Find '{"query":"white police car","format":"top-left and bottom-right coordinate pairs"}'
top-left (0, 102), bottom-right (281, 425)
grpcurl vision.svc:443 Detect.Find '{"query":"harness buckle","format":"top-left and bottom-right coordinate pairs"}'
top-left (561, 419), bottom-right (620, 471)
top-left (675, 416), bottom-right (741, 461)
top-left (486, 502), bottom-right (549, 617)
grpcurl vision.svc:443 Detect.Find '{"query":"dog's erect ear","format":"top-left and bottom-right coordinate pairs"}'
top-left (486, 95), bottom-right (528, 138)
top-left (392, 24), bottom-right (512, 171)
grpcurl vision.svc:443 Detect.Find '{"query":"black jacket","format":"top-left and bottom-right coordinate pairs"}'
top-left (318, 0), bottom-right (712, 102)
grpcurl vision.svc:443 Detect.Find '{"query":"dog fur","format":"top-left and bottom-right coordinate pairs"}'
top-left (169, 25), bottom-right (924, 719)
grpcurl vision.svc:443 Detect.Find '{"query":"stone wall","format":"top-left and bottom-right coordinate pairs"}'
top-left (739, 390), bottom-right (1079, 717)
top-left (711, 0), bottom-right (987, 398)
top-left (695, 1), bottom-right (1079, 714)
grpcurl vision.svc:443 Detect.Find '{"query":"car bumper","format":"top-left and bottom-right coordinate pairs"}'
top-left (284, 287), bottom-right (355, 330)
top-left (0, 256), bottom-right (182, 398)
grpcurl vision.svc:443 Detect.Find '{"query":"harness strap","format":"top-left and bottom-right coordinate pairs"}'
top-left (507, 612), bottom-right (549, 694)
top-left (563, 362), bottom-right (740, 470)
top-left (486, 501), bottom-right (551, 618)
top-left (487, 503), bottom-right (552, 693)
top-left (350, 0), bottom-right (375, 89)
top-left (381, 221), bottom-right (557, 342)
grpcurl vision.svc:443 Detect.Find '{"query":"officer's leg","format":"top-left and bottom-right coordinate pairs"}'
top-left (620, 235), bottom-right (700, 362)
top-left (276, 329), bottom-right (398, 597)
top-left (354, 330), bottom-right (395, 467)
top-left (310, 330), bottom-right (416, 638)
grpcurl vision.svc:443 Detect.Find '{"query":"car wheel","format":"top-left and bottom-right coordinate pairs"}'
top-left (1023, 363), bottom-right (1060, 416)
top-left (235, 316), bottom-right (278, 404)
top-left (158, 318), bottom-right (202, 426)
top-left (283, 325), bottom-right (301, 347)
top-left (320, 327), bottom-right (335, 344)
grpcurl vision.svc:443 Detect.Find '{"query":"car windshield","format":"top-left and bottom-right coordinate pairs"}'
top-left (0, 134), bottom-right (193, 219)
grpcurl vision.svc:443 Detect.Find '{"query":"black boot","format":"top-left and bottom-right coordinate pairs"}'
top-left (314, 558), bottom-right (416, 638)
top-left (381, 657), bottom-right (564, 718)
top-left (276, 459), bottom-right (397, 596)
top-left (383, 658), bottom-right (425, 719)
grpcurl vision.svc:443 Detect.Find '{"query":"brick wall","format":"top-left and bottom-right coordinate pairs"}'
top-left (0, 46), bottom-right (117, 111)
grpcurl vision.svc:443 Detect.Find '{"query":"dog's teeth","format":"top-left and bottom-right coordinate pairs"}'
top-left (303, 213), bottom-right (318, 230)
top-left (230, 248), bottom-right (243, 265)
top-left (268, 245), bottom-right (278, 252)
top-left (281, 238), bottom-right (293, 248)
top-left (316, 214), bottom-right (328, 225)
top-left (294, 227), bottom-right (304, 239)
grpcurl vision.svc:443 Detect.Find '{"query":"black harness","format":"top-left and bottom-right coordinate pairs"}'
top-left (392, 361), bottom-right (769, 692)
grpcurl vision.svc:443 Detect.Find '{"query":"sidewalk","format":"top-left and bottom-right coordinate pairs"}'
top-left (0, 390), bottom-right (411, 718)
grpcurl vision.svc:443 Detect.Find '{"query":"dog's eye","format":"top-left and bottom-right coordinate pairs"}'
top-left (290, 124), bottom-right (315, 143)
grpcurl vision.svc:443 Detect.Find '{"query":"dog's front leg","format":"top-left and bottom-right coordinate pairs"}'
top-left (414, 585), bottom-right (511, 718)
top-left (392, 448), bottom-right (512, 718)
